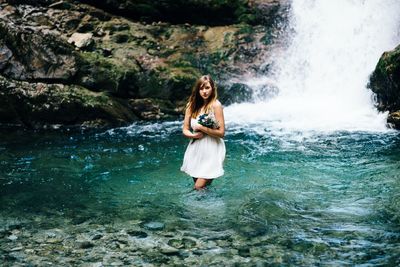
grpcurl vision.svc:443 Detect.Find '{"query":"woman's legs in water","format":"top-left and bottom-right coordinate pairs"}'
top-left (194, 178), bottom-right (212, 190)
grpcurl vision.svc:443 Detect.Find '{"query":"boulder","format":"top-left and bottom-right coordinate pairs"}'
top-left (369, 44), bottom-right (400, 112)
top-left (369, 44), bottom-right (400, 129)
top-left (0, 75), bottom-right (137, 129)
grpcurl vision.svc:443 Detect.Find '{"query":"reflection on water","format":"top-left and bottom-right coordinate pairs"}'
top-left (1, 123), bottom-right (400, 265)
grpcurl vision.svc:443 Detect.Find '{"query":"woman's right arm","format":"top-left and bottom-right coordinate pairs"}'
top-left (182, 108), bottom-right (203, 139)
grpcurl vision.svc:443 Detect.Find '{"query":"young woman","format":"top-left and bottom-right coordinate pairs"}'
top-left (180, 75), bottom-right (226, 190)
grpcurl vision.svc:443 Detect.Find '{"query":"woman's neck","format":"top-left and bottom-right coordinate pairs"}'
top-left (201, 101), bottom-right (213, 113)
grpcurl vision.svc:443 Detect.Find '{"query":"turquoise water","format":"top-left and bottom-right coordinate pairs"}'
top-left (1, 122), bottom-right (400, 265)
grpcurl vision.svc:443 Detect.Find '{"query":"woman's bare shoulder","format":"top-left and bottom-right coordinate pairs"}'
top-left (212, 100), bottom-right (223, 109)
top-left (185, 106), bottom-right (192, 115)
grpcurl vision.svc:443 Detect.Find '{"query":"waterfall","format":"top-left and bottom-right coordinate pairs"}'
top-left (226, 0), bottom-right (400, 132)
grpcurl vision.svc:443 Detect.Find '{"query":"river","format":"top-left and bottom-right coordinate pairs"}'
top-left (1, 0), bottom-right (400, 265)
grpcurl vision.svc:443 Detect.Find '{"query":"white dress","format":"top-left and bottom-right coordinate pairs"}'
top-left (180, 112), bottom-right (226, 179)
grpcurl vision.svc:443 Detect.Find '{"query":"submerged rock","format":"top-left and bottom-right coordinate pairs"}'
top-left (143, 221), bottom-right (165, 231)
top-left (78, 240), bottom-right (95, 249)
top-left (127, 230), bottom-right (148, 238)
top-left (7, 234), bottom-right (18, 241)
top-left (160, 245), bottom-right (180, 255)
top-left (168, 237), bottom-right (197, 249)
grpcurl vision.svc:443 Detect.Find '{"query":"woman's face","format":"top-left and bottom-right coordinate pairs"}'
top-left (199, 81), bottom-right (212, 101)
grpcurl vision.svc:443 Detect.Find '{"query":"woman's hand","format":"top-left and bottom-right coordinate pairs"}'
top-left (192, 123), bottom-right (204, 132)
top-left (192, 131), bottom-right (204, 139)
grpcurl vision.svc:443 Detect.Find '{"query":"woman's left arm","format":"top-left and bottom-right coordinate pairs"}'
top-left (194, 101), bottom-right (225, 138)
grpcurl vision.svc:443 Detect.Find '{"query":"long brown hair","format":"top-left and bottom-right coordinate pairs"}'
top-left (187, 75), bottom-right (218, 118)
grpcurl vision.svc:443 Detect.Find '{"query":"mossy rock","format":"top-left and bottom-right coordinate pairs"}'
top-left (134, 66), bottom-right (200, 101)
top-left (75, 51), bottom-right (140, 97)
top-left (0, 75), bottom-right (137, 128)
top-left (166, 67), bottom-right (200, 101)
top-left (219, 83), bottom-right (253, 105)
top-left (369, 44), bottom-right (400, 112)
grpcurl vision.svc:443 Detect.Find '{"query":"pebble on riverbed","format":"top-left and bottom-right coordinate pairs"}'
top-left (142, 222), bottom-right (165, 231)
top-left (127, 230), bottom-right (148, 238)
top-left (78, 241), bottom-right (95, 249)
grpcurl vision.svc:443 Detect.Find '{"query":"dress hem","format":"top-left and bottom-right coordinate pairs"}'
top-left (180, 168), bottom-right (224, 179)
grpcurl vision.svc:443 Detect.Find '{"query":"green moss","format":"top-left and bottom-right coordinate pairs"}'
top-left (170, 59), bottom-right (194, 68)
top-left (76, 51), bottom-right (139, 95)
top-left (112, 33), bottom-right (131, 43)
top-left (235, 23), bottom-right (254, 35)
top-left (103, 22), bottom-right (130, 33)
top-left (158, 48), bottom-right (176, 57)
top-left (131, 65), bottom-right (200, 101)
top-left (167, 67), bottom-right (200, 100)
top-left (223, 31), bottom-right (234, 44)
top-left (147, 25), bottom-right (171, 39)
top-left (260, 31), bottom-right (273, 45)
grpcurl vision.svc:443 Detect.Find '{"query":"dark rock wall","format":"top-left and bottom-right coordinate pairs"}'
top-left (78, 0), bottom-right (255, 25)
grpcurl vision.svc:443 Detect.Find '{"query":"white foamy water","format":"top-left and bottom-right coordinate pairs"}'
top-left (226, 0), bottom-right (400, 133)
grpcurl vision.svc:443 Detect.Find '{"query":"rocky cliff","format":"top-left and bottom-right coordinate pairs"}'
top-left (369, 45), bottom-right (400, 129)
top-left (0, 0), bottom-right (288, 129)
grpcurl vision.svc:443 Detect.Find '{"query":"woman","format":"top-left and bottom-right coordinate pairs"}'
top-left (180, 75), bottom-right (226, 190)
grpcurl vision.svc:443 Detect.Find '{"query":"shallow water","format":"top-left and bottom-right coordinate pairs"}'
top-left (1, 123), bottom-right (400, 265)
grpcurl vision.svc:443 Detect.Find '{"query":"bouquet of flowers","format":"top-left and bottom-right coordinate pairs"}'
top-left (191, 113), bottom-right (219, 143)
top-left (198, 113), bottom-right (220, 129)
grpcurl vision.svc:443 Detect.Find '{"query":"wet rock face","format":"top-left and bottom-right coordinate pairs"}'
top-left (0, 23), bottom-right (77, 81)
top-left (0, 0), bottom-right (287, 129)
top-left (220, 83), bottom-right (253, 105)
top-left (0, 75), bottom-right (137, 129)
top-left (369, 44), bottom-right (400, 129)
